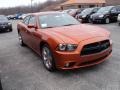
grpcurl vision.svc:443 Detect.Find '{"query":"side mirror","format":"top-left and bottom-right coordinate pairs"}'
top-left (110, 10), bottom-right (117, 14)
top-left (28, 24), bottom-right (36, 28)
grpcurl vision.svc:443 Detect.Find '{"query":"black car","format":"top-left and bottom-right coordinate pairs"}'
top-left (0, 15), bottom-right (12, 32)
top-left (91, 6), bottom-right (120, 24)
top-left (7, 15), bottom-right (16, 20)
top-left (76, 7), bottom-right (100, 23)
top-left (0, 79), bottom-right (2, 90)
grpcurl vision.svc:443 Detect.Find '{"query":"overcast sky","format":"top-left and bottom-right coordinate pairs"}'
top-left (0, 0), bottom-right (48, 8)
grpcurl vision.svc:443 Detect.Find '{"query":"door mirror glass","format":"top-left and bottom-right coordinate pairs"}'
top-left (111, 9), bottom-right (117, 14)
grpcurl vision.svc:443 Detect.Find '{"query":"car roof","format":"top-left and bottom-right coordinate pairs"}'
top-left (32, 11), bottom-right (63, 16)
top-left (104, 6), bottom-right (114, 8)
top-left (0, 15), bottom-right (5, 17)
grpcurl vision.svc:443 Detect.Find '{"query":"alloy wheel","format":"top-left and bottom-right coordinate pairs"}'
top-left (42, 46), bottom-right (53, 70)
top-left (105, 18), bottom-right (110, 24)
top-left (18, 33), bottom-right (25, 46)
top-left (18, 33), bottom-right (22, 44)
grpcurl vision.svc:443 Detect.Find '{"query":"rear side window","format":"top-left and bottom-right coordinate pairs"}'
top-left (111, 7), bottom-right (117, 13)
top-left (116, 6), bottom-right (120, 12)
top-left (23, 16), bottom-right (30, 25)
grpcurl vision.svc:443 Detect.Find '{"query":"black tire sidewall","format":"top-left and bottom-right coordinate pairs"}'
top-left (105, 18), bottom-right (110, 24)
top-left (41, 44), bottom-right (56, 71)
top-left (18, 33), bottom-right (25, 46)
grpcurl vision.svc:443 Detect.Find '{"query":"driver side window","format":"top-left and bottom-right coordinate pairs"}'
top-left (28, 16), bottom-right (35, 25)
top-left (23, 16), bottom-right (30, 25)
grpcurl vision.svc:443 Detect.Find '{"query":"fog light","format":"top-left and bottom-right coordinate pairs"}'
top-left (64, 62), bottom-right (76, 67)
top-left (65, 63), bottom-right (70, 67)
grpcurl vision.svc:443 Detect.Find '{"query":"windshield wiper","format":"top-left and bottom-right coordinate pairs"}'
top-left (63, 24), bottom-right (76, 26)
top-left (42, 26), bottom-right (54, 29)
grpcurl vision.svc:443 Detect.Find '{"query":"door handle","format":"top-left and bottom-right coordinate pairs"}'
top-left (25, 30), bottom-right (28, 33)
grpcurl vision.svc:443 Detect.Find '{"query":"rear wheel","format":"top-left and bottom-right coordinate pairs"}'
top-left (41, 44), bottom-right (56, 72)
top-left (18, 33), bottom-right (26, 46)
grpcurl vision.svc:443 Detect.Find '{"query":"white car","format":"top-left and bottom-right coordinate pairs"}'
top-left (118, 14), bottom-right (120, 25)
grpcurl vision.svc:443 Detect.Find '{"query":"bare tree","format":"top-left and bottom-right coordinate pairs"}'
top-left (0, 0), bottom-right (67, 15)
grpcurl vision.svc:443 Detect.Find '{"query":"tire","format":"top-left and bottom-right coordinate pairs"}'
top-left (105, 18), bottom-right (110, 24)
top-left (0, 79), bottom-right (2, 90)
top-left (18, 33), bottom-right (26, 46)
top-left (9, 28), bottom-right (12, 32)
top-left (88, 18), bottom-right (92, 23)
top-left (118, 22), bottom-right (120, 26)
top-left (41, 44), bottom-right (56, 72)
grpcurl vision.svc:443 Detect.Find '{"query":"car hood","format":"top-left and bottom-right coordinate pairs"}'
top-left (44, 24), bottom-right (109, 44)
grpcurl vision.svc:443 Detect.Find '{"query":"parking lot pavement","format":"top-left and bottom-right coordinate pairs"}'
top-left (0, 20), bottom-right (120, 90)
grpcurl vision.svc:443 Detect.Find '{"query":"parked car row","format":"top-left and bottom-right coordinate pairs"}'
top-left (91, 6), bottom-right (120, 24)
top-left (7, 14), bottom-right (22, 20)
top-left (63, 5), bottom-right (120, 25)
top-left (75, 7), bottom-right (100, 23)
top-left (78, 6), bottom-right (120, 24)
top-left (7, 13), bottom-right (30, 20)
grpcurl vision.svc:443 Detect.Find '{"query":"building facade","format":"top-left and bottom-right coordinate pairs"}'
top-left (60, 0), bottom-right (120, 10)
top-left (60, 0), bottom-right (106, 10)
top-left (106, 0), bottom-right (120, 6)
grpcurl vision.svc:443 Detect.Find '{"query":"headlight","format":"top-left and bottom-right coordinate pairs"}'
top-left (82, 15), bottom-right (86, 18)
top-left (8, 23), bottom-right (12, 25)
top-left (58, 44), bottom-right (78, 51)
top-left (99, 15), bottom-right (104, 18)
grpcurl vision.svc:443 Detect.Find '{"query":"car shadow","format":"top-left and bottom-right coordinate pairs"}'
top-left (19, 43), bottom-right (110, 77)
top-left (0, 31), bottom-right (12, 34)
top-left (53, 60), bottom-right (109, 77)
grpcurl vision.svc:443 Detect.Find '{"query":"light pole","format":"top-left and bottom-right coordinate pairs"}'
top-left (31, 0), bottom-right (34, 12)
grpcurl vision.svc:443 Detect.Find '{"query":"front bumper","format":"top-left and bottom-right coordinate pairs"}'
top-left (78, 17), bottom-right (88, 22)
top-left (54, 37), bottom-right (112, 70)
top-left (91, 17), bottom-right (105, 23)
top-left (0, 25), bottom-right (12, 31)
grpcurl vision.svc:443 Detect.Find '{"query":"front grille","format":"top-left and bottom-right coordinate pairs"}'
top-left (0, 23), bottom-right (8, 26)
top-left (81, 40), bottom-right (110, 56)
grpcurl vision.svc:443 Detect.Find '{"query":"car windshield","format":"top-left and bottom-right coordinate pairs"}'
top-left (97, 6), bottom-right (113, 14)
top-left (39, 13), bottom-right (80, 29)
top-left (0, 16), bottom-right (8, 21)
top-left (81, 8), bottom-right (93, 15)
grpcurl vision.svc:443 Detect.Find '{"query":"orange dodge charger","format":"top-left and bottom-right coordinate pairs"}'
top-left (17, 11), bottom-right (112, 71)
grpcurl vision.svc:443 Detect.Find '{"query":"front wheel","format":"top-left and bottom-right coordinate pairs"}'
top-left (88, 18), bottom-right (92, 23)
top-left (9, 28), bottom-right (12, 32)
top-left (41, 44), bottom-right (56, 72)
top-left (105, 18), bottom-right (110, 24)
top-left (118, 22), bottom-right (120, 26)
